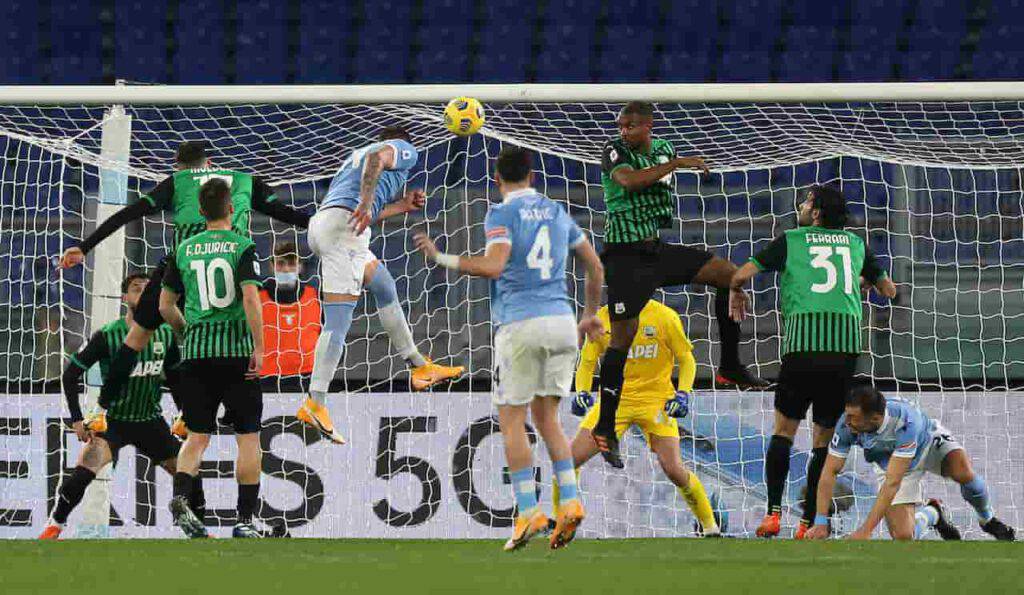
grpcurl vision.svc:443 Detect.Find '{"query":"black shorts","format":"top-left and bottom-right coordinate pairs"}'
top-left (774, 352), bottom-right (859, 428)
top-left (135, 256), bottom-right (171, 331)
top-left (179, 358), bottom-right (263, 434)
top-left (602, 240), bottom-right (714, 321)
top-left (96, 417), bottom-right (180, 466)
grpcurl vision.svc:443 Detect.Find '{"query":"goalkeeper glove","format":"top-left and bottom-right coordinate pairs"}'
top-left (664, 391), bottom-right (691, 419)
top-left (571, 391), bottom-right (594, 416)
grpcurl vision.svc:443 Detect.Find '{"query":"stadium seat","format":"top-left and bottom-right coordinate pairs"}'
top-left (605, 0), bottom-right (661, 26)
top-left (174, 0), bottom-right (226, 83)
top-left (475, 19), bottom-right (532, 82)
top-left (0, 2), bottom-right (40, 83)
top-left (47, 2), bottom-right (103, 84)
top-left (971, 22), bottom-right (1024, 79)
top-left (413, 20), bottom-right (471, 82)
top-left (298, 1), bottom-right (354, 83)
top-left (717, 51), bottom-right (773, 82)
top-left (597, 25), bottom-right (655, 82)
top-left (236, 0), bottom-right (288, 83)
top-left (114, 0), bottom-right (168, 83)
top-left (778, 26), bottom-right (837, 82)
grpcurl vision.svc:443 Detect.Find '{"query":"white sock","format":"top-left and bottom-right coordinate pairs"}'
top-left (377, 302), bottom-right (427, 367)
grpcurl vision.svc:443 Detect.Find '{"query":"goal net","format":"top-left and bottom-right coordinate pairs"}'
top-left (0, 85), bottom-right (1022, 539)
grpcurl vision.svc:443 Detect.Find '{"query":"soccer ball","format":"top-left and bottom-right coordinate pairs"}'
top-left (444, 97), bottom-right (485, 136)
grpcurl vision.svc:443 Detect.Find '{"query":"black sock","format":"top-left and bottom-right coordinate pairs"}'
top-left (596, 347), bottom-right (628, 435)
top-left (237, 483), bottom-right (260, 524)
top-left (765, 434), bottom-right (793, 514)
top-left (98, 345), bottom-right (140, 409)
top-left (801, 447), bottom-right (829, 523)
top-left (173, 472), bottom-right (195, 501)
top-left (51, 466), bottom-right (96, 524)
top-left (189, 477), bottom-right (207, 524)
top-left (715, 288), bottom-right (741, 370)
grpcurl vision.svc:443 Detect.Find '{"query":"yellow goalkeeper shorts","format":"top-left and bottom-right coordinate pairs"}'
top-left (579, 401), bottom-right (679, 443)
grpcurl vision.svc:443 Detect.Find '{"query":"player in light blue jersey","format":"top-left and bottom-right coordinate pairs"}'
top-left (413, 147), bottom-right (604, 552)
top-left (807, 386), bottom-right (1015, 541)
top-left (302, 126), bottom-right (464, 444)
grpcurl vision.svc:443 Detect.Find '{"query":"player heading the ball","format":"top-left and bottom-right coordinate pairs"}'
top-left (414, 147), bottom-right (605, 551)
top-left (807, 386), bottom-right (1016, 541)
top-left (301, 125), bottom-right (464, 445)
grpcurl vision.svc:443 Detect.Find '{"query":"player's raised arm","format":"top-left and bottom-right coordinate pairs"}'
top-left (413, 231), bottom-right (511, 279)
top-left (58, 176), bottom-right (170, 269)
top-left (376, 188), bottom-right (426, 222)
top-left (250, 177), bottom-right (312, 229)
top-left (350, 144), bottom-right (396, 233)
top-left (158, 254), bottom-right (187, 337)
top-left (60, 330), bottom-right (107, 441)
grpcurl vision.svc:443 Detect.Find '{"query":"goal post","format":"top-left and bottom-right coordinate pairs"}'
top-left (0, 83), bottom-right (1022, 539)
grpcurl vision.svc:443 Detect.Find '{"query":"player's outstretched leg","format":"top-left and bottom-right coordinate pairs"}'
top-left (365, 263), bottom-right (464, 390)
top-left (299, 298), bottom-right (354, 445)
top-left (39, 439), bottom-right (112, 540)
top-left (921, 499), bottom-right (961, 540)
top-left (943, 448), bottom-right (1015, 541)
top-left (498, 404), bottom-right (548, 552)
top-left (532, 396), bottom-right (585, 549)
top-left (593, 318), bottom-right (633, 469)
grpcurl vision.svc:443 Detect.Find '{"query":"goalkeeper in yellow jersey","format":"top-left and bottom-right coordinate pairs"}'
top-left (555, 299), bottom-right (720, 539)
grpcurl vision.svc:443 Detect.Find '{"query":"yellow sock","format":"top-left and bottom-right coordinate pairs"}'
top-left (679, 470), bottom-right (718, 532)
top-left (552, 468), bottom-right (581, 518)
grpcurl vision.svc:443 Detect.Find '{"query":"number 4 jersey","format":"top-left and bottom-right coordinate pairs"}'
top-left (751, 225), bottom-right (888, 355)
top-left (483, 188), bottom-right (586, 326)
top-left (163, 228), bottom-right (262, 361)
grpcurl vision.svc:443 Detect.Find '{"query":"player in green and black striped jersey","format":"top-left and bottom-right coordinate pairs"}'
top-left (729, 184), bottom-right (897, 538)
top-left (592, 101), bottom-right (765, 468)
top-left (159, 178), bottom-right (266, 539)
top-left (56, 141), bottom-right (310, 415)
top-left (39, 273), bottom-right (206, 540)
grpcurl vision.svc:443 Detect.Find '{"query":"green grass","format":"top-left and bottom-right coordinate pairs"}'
top-left (4, 538), bottom-right (1022, 594)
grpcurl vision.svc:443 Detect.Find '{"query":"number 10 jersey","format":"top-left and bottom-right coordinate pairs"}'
top-left (751, 225), bottom-right (888, 355)
top-left (163, 228), bottom-right (262, 361)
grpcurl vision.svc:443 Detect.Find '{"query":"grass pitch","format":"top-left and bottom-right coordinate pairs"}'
top-left (5, 538), bottom-right (1022, 594)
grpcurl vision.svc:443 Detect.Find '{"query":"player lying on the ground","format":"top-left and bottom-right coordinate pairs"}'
top-left (40, 273), bottom-right (204, 540)
top-left (57, 141), bottom-right (310, 435)
top-left (593, 100), bottom-right (766, 469)
top-left (300, 125), bottom-right (463, 444)
top-left (159, 179), bottom-right (267, 539)
top-left (413, 147), bottom-right (604, 551)
top-left (806, 386), bottom-right (1016, 541)
top-left (729, 184), bottom-right (897, 539)
top-left (558, 298), bottom-right (720, 542)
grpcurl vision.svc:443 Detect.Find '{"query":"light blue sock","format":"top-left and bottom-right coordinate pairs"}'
top-left (914, 504), bottom-right (939, 539)
top-left (366, 265), bottom-right (427, 367)
top-left (960, 477), bottom-right (995, 523)
top-left (553, 458), bottom-right (579, 503)
top-left (309, 301), bottom-right (356, 404)
top-left (366, 264), bottom-right (399, 306)
top-left (509, 467), bottom-right (538, 518)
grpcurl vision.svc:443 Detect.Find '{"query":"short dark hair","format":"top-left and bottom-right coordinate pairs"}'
top-left (175, 141), bottom-right (209, 168)
top-left (495, 146), bottom-right (532, 183)
top-left (846, 385), bottom-right (886, 416)
top-left (273, 241), bottom-right (298, 264)
top-left (121, 272), bottom-right (150, 294)
top-left (199, 178), bottom-right (232, 221)
top-left (809, 184), bottom-right (848, 229)
top-left (378, 125), bottom-right (411, 142)
top-left (620, 101), bottom-right (655, 119)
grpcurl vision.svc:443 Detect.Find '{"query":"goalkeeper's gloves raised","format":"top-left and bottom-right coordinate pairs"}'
top-left (664, 391), bottom-right (691, 419)
top-left (572, 391), bottom-right (594, 417)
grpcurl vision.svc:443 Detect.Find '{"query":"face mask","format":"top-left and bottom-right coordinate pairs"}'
top-left (275, 271), bottom-right (298, 288)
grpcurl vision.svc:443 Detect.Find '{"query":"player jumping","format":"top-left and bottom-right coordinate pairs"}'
top-left (559, 299), bottom-right (721, 543)
top-left (806, 386), bottom-right (1015, 541)
top-left (301, 126), bottom-right (464, 444)
top-left (57, 142), bottom-right (310, 433)
top-left (729, 185), bottom-right (897, 538)
top-left (594, 101), bottom-right (766, 468)
top-left (39, 273), bottom-right (204, 539)
top-left (413, 147), bottom-right (605, 551)
top-left (160, 179), bottom-right (266, 539)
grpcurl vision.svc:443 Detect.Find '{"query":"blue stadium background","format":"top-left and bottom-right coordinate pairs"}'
top-left (1, 0), bottom-right (1022, 85)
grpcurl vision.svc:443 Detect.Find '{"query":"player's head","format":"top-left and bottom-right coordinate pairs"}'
top-left (799, 184), bottom-right (848, 229)
top-left (378, 125), bottom-right (411, 143)
top-left (617, 101), bottom-right (655, 148)
top-left (121, 272), bottom-right (150, 312)
top-left (199, 178), bottom-right (234, 222)
top-left (494, 146), bottom-right (533, 192)
top-left (273, 241), bottom-right (301, 287)
top-left (175, 141), bottom-right (211, 170)
top-left (843, 385), bottom-right (887, 433)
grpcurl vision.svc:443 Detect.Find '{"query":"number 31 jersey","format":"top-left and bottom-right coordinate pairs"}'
top-left (163, 228), bottom-right (262, 361)
top-left (751, 225), bottom-right (887, 355)
top-left (483, 188), bottom-right (585, 327)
